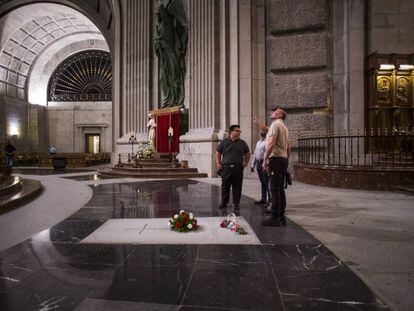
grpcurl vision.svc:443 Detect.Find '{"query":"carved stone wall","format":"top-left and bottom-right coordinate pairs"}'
top-left (265, 0), bottom-right (332, 149)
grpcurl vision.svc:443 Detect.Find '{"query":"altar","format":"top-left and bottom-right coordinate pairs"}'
top-left (149, 106), bottom-right (188, 155)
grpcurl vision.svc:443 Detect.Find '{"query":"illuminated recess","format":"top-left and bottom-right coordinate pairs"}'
top-left (379, 64), bottom-right (395, 70)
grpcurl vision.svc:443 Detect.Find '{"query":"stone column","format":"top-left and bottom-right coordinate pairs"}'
top-left (179, 0), bottom-right (222, 175)
top-left (333, 0), bottom-right (365, 133)
top-left (116, 0), bottom-right (152, 156)
top-left (180, 0), bottom-right (265, 176)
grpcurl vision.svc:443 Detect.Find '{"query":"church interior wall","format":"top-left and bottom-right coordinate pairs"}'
top-left (46, 101), bottom-right (112, 153)
top-left (0, 94), bottom-right (46, 152)
top-left (368, 0), bottom-right (414, 55)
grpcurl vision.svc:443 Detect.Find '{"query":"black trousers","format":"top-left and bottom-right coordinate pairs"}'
top-left (256, 160), bottom-right (270, 202)
top-left (221, 164), bottom-right (244, 206)
top-left (268, 157), bottom-right (288, 219)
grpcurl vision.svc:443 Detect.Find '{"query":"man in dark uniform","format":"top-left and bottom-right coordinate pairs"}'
top-left (216, 125), bottom-right (251, 212)
top-left (3, 140), bottom-right (16, 169)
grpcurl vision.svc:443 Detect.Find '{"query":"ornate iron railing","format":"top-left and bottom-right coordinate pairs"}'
top-left (298, 130), bottom-right (414, 167)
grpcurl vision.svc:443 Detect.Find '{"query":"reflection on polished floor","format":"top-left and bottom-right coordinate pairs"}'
top-left (0, 179), bottom-right (390, 310)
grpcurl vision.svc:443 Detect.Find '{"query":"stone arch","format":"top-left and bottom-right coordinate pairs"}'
top-left (0, 4), bottom-right (102, 100)
top-left (27, 33), bottom-right (109, 106)
top-left (0, 0), bottom-right (115, 153)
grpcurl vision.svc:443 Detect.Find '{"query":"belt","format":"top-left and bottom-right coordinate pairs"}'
top-left (222, 163), bottom-right (242, 168)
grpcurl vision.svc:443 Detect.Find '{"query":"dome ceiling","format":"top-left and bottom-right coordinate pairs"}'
top-left (0, 3), bottom-right (105, 100)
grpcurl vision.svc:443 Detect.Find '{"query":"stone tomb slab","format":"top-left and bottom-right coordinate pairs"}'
top-left (80, 217), bottom-right (260, 245)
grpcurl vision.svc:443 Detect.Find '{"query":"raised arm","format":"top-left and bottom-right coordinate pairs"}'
top-left (253, 115), bottom-right (269, 133)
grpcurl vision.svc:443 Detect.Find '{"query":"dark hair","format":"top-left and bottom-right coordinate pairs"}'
top-left (260, 132), bottom-right (266, 138)
top-left (229, 124), bottom-right (240, 133)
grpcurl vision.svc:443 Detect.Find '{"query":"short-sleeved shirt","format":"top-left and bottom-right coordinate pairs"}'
top-left (266, 119), bottom-right (289, 158)
top-left (217, 138), bottom-right (250, 165)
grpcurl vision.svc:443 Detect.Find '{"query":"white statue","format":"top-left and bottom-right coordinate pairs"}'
top-left (147, 113), bottom-right (157, 146)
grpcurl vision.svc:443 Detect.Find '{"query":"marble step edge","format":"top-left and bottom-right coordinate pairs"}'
top-left (98, 171), bottom-right (208, 178)
top-left (105, 167), bottom-right (199, 172)
top-left (0, 179), bottom-right (43, 214)
top-left (121, 159), bottom-right (179, 164)
top-left (0, 176), bottom-right (23, 198)
top-left (120, 163), bottom-right (180, 168)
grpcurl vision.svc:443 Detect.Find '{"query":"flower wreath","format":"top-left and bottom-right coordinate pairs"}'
top-left (169, 210), bottom-right (198, 232)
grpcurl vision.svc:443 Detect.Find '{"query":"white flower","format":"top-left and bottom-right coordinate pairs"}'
top-left (187, 223), bottom-right (193, 229)
top-left (180, 210), bottom-right (185, 214)
top-left (189, 213), bottom-right (194, 220)
top-left (174, 214), bottom-right (178, 219)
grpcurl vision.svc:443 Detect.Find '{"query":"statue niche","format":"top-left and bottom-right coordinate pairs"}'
top-left (154, 0), bottom-right (188, 109)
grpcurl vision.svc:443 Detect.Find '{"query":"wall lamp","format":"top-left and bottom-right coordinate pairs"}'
top-left (379, 64), bottom-right (395, 70)
top-left (399, 64), bottom-right (414, 70)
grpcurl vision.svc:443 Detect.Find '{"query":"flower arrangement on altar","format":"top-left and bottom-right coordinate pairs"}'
top-left (169, 210), bottom-right (198, 232)
top-left (136, 143), bottom-right (154, 159)
top-left (220, 213), bottom-right (248, 235)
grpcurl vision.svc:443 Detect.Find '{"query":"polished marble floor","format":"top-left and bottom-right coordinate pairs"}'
top-left (12, 168), bottom-right (95, 176)
top-left (0, 180), bottom-right (390, 310)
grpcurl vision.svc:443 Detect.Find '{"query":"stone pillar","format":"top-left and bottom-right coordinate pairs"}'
top-left (333, 0), bottom-right (365, 133)
top-left (252, 0), bottom-right (266, 136)
top-left (116, 0), bottom-right (152, 156)
top-left (180, 0), bottom-right (265, 176)
top-left (239, 0), bottom-right (266, 179)
top-left (179, 0), bottom-right (222, 175)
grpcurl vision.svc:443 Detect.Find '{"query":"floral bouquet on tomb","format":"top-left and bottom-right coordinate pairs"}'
top-left (136, 143), bottom-right (154, 159)
top-left (220, 213), bottom-right (248, 235)
top-left (169, 210), bottom-right (198, 232)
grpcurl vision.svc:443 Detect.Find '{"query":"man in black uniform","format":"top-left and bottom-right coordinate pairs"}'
top-left (216, 125), bottom-right (251, 212)
top-left (3, 140), bottom-right (16, 169)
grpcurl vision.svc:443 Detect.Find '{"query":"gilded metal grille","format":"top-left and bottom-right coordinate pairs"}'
top-left (48, 50), bottom-right (112, 101)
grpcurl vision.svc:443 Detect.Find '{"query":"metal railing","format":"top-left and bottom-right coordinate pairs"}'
top-left (298, 130), bottom-right (414, 167)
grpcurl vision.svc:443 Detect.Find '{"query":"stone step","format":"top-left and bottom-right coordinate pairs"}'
top-left (123, 158), bottom-right (178, 164)
top-left (98, 169), bottom-right (207, 179)
top-left (120, 162), bottom-right (178, 168)
top-left (0, 176), bottom-right (22, 198)
top-left (111, 167), bottom-right (198, 173)
top-left (0, 179), bottom-right (43, 213)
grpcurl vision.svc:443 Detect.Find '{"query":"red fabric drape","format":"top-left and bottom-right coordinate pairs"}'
top-left (156, 112), bottom-right (180, 153)
top-left (170, 112), bottom-right (180, 153)
top-left (156, 114), bottom-right (170, 153)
